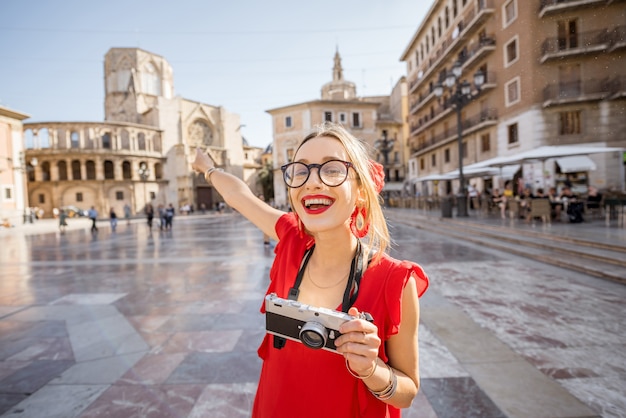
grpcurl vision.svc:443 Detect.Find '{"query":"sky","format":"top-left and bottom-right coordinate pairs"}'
top-left (0, 0), bottom-right (431, 148)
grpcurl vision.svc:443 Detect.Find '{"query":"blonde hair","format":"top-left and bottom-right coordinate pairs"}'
top-left (294, 122), bottom-right (390, 262)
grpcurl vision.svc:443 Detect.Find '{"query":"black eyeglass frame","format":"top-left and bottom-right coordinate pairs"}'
top-left (281, 160), bottom-right (355, 188)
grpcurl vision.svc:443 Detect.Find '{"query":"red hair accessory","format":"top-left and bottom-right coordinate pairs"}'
top-left (368, 160), bottom-right (385, 194)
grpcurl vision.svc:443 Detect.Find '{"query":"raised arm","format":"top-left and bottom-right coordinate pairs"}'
top-left (191, 148), bottom-right (284, 241)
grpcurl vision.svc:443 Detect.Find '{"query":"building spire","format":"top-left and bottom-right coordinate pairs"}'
top-left (333, 48), bottom-right (343, 82)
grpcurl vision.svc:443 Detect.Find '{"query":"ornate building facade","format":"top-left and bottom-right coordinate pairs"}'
top-left (23, 48), bottom-right (260, 218)
top-left (266, 50), bottom-right (408, 209)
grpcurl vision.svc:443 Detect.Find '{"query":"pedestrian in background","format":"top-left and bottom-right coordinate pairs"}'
top-left (124, 203), bottom-right (131, 225)
top-left (192, 122), bottom-right (429, 418)
top-left (88, 206), bottom-right (98, 233)
top-left (58, 209), bottom-right (68, 234)
top-left (109, 207), bottom-right (118, 232)
top-left (145, 203), bottom-right (154, 228)
top-left (164, 203), bottom-right (175, 230)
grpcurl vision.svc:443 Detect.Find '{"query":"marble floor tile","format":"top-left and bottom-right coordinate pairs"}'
top-left (118, 353), bottom-right (187, 385)
top-left (6, 337), bottom-right (74, 361)
top-left (0, 359), bottom-right (74, 394)
top-left (187, 382), bottom-right (257, 418)
top-left (420, 377), bottom-right (506, 418)
top-left (1, 384), bottom-right (108, 418)
top-left (51, 352), bottom-right (145, 385)
top-left (78, 384), bottom-right (205, 418)
top-left (159, 330), bottom-right (242, 354)
top-left (166, 352), bottom-right (261, 385)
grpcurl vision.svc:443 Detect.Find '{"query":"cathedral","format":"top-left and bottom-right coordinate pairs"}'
top-left (22, 48), bottom-right (262, 218)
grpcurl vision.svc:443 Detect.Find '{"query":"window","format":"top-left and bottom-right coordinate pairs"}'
top-left (76, 192), bottom-right (83, 202)
top-left (58, 161), bottom-right (68, 180)
top-left (3, 186), bottom-right (13, 201)
top-left (324, 111), bottom-right (333, 122)
top-left (150, 191), bottom-right (156, 200)
top-left (339, 113), bottom-right (347, 124)
top-left (560, 111), bottom-right (582, 135)
top-left (431, 154), bottom-right (436, 167)
top-left (453, 0), bottom-right (458, 17)
top-left (286, 148), bottom-right (295, 163)
top-left (352, 112), bottom-right (361, 128)
top-left (138, 133), bottom-right (146, 150)
top-left (142, 62), bottom-right (161, 96)
top-left (41, 161), bottom-right (51, 181)
top-left (508, 123), bottom-right (519, 144)
top-left (505, 37), bottom-right (519, 66)
top-left (86, 161), bottom-right (96, 180)
top-left (445, 7), bottom-right (449, 27)
top-left (39, 194), bottom-right (45, 204)
top-left (503, 0), bottom-right (517, 27)
top-left (154, 163), bottom-right (163, 179)
top-left (122, 161), bottom-right (132, 179)
top-left (72, 160), bottom-right (81, 180)
top-left (285, 116), bottom-right (292, 128)
top-left (558, 19), bottom-right (578, 50)
top-left (480, 133), bottom-right (491, 152)
top-left (104, 161), bottom-right (115, 179)
top-left (505, 77), bottom-right (521, 106)
top-left (444, 148), bottom-right (450, 163)
top-left (121, 130), bottom-right (130, 150)
top-left (71, 131), bottom-right (80, 148)
top-left (153, 134), bottom-right (162, 152)
top-left (420, 158), bottom-right (425, 170)
top-left (116, 191), bottom-right (124, 200)
top-left (102, 133), bottom-right (111, 149)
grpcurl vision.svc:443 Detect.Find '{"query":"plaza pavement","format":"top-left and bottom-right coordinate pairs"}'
top-left (0, 210), bottom-right (624, 417)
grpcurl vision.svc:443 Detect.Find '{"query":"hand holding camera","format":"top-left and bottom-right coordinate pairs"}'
top-left (265, 293), bottom-right (377, 353)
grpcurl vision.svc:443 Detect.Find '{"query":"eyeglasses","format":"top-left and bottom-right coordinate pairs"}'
top-left (281, 160), bottom-right (354, 188)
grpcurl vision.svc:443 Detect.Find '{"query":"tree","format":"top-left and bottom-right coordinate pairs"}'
top-left (257, 162), bottom-right (274, 203)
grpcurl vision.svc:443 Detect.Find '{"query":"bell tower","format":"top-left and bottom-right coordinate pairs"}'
top-left (103, 48), bottom-right (174, 127)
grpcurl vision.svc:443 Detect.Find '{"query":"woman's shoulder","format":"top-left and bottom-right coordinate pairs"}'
top-left (370, 253), bottom-right (429, 298)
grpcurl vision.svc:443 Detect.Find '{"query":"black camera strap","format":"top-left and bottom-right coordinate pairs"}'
top-left (274, 240), bottom-right (368, 350)
top-left (288, 239), bottom-right (364, 312)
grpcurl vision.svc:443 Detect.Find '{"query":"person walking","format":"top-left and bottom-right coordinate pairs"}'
top-left (145, 203), bottom-right (154, 228)
top-left (88, 206), bottom-right (98, 233)
top-left (123, 203), bottom-right (131, 225)
top-left (192, 122), bottom-right (429, 418)
top-left (164, 203), bottom-right (175, 230)
top-left (58, 209), bottom-right (68, 234)
top-left (109, 207), bottom-right (118, 232)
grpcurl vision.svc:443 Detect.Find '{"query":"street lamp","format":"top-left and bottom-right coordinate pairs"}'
top-left (434, 61), bottom-right (484, 217)
top-left (137, 162), bottom-right (150, 206)
top-left (374, 130), bottom-right (395, 206)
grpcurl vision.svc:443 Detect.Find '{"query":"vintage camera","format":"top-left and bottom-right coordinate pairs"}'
top-left (265, 293), bottom-right (371, 353)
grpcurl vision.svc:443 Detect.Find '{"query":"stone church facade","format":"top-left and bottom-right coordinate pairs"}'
top-left (22, 48), bottom-right (257, 218)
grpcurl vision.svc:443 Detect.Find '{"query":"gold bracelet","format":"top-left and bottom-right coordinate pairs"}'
top-left (204, 167), bottom-right (223, 182)
top-left (368, 362), bottom-right (397, 400)
top-left (345, 357), bottom-right (378, 380)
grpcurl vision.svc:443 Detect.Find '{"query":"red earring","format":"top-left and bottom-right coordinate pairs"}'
top-left (350, 206), bottom-right (369, 238)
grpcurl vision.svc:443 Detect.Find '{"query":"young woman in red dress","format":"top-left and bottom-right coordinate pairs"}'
top-left (192, 122), bottom-right (429, 417)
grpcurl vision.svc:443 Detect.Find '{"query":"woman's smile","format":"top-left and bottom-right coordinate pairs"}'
top-left (302, 194), bottom-right (335, 214)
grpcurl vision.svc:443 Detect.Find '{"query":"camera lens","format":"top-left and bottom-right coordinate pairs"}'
top-left (299, 322), bottom-right (327, 349)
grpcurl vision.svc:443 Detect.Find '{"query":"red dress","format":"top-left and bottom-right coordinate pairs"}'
top-left (252, 213), bottom-right (429, 418)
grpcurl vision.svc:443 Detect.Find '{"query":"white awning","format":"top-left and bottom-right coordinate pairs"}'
top-left (555, 155), bottom-right (597, 173)
top-left (383, 182), bottom-right (405, 191)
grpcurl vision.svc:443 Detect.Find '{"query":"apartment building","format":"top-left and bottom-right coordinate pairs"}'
top-left (267, 50), bottom-right (408, 209)
top-left (401, 0), bottom-right (625, 196)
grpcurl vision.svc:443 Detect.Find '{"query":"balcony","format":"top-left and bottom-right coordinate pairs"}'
top-left (542, 77), bottom-right (625, 106)
top-left (540, 27), bottom-right (624, 62)
top-left (408, 0), bottom-right (495, 95)
top-left (539, 0), bottom-right (608, 18)
top-left (409, 108), bottom-right (498, 155)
